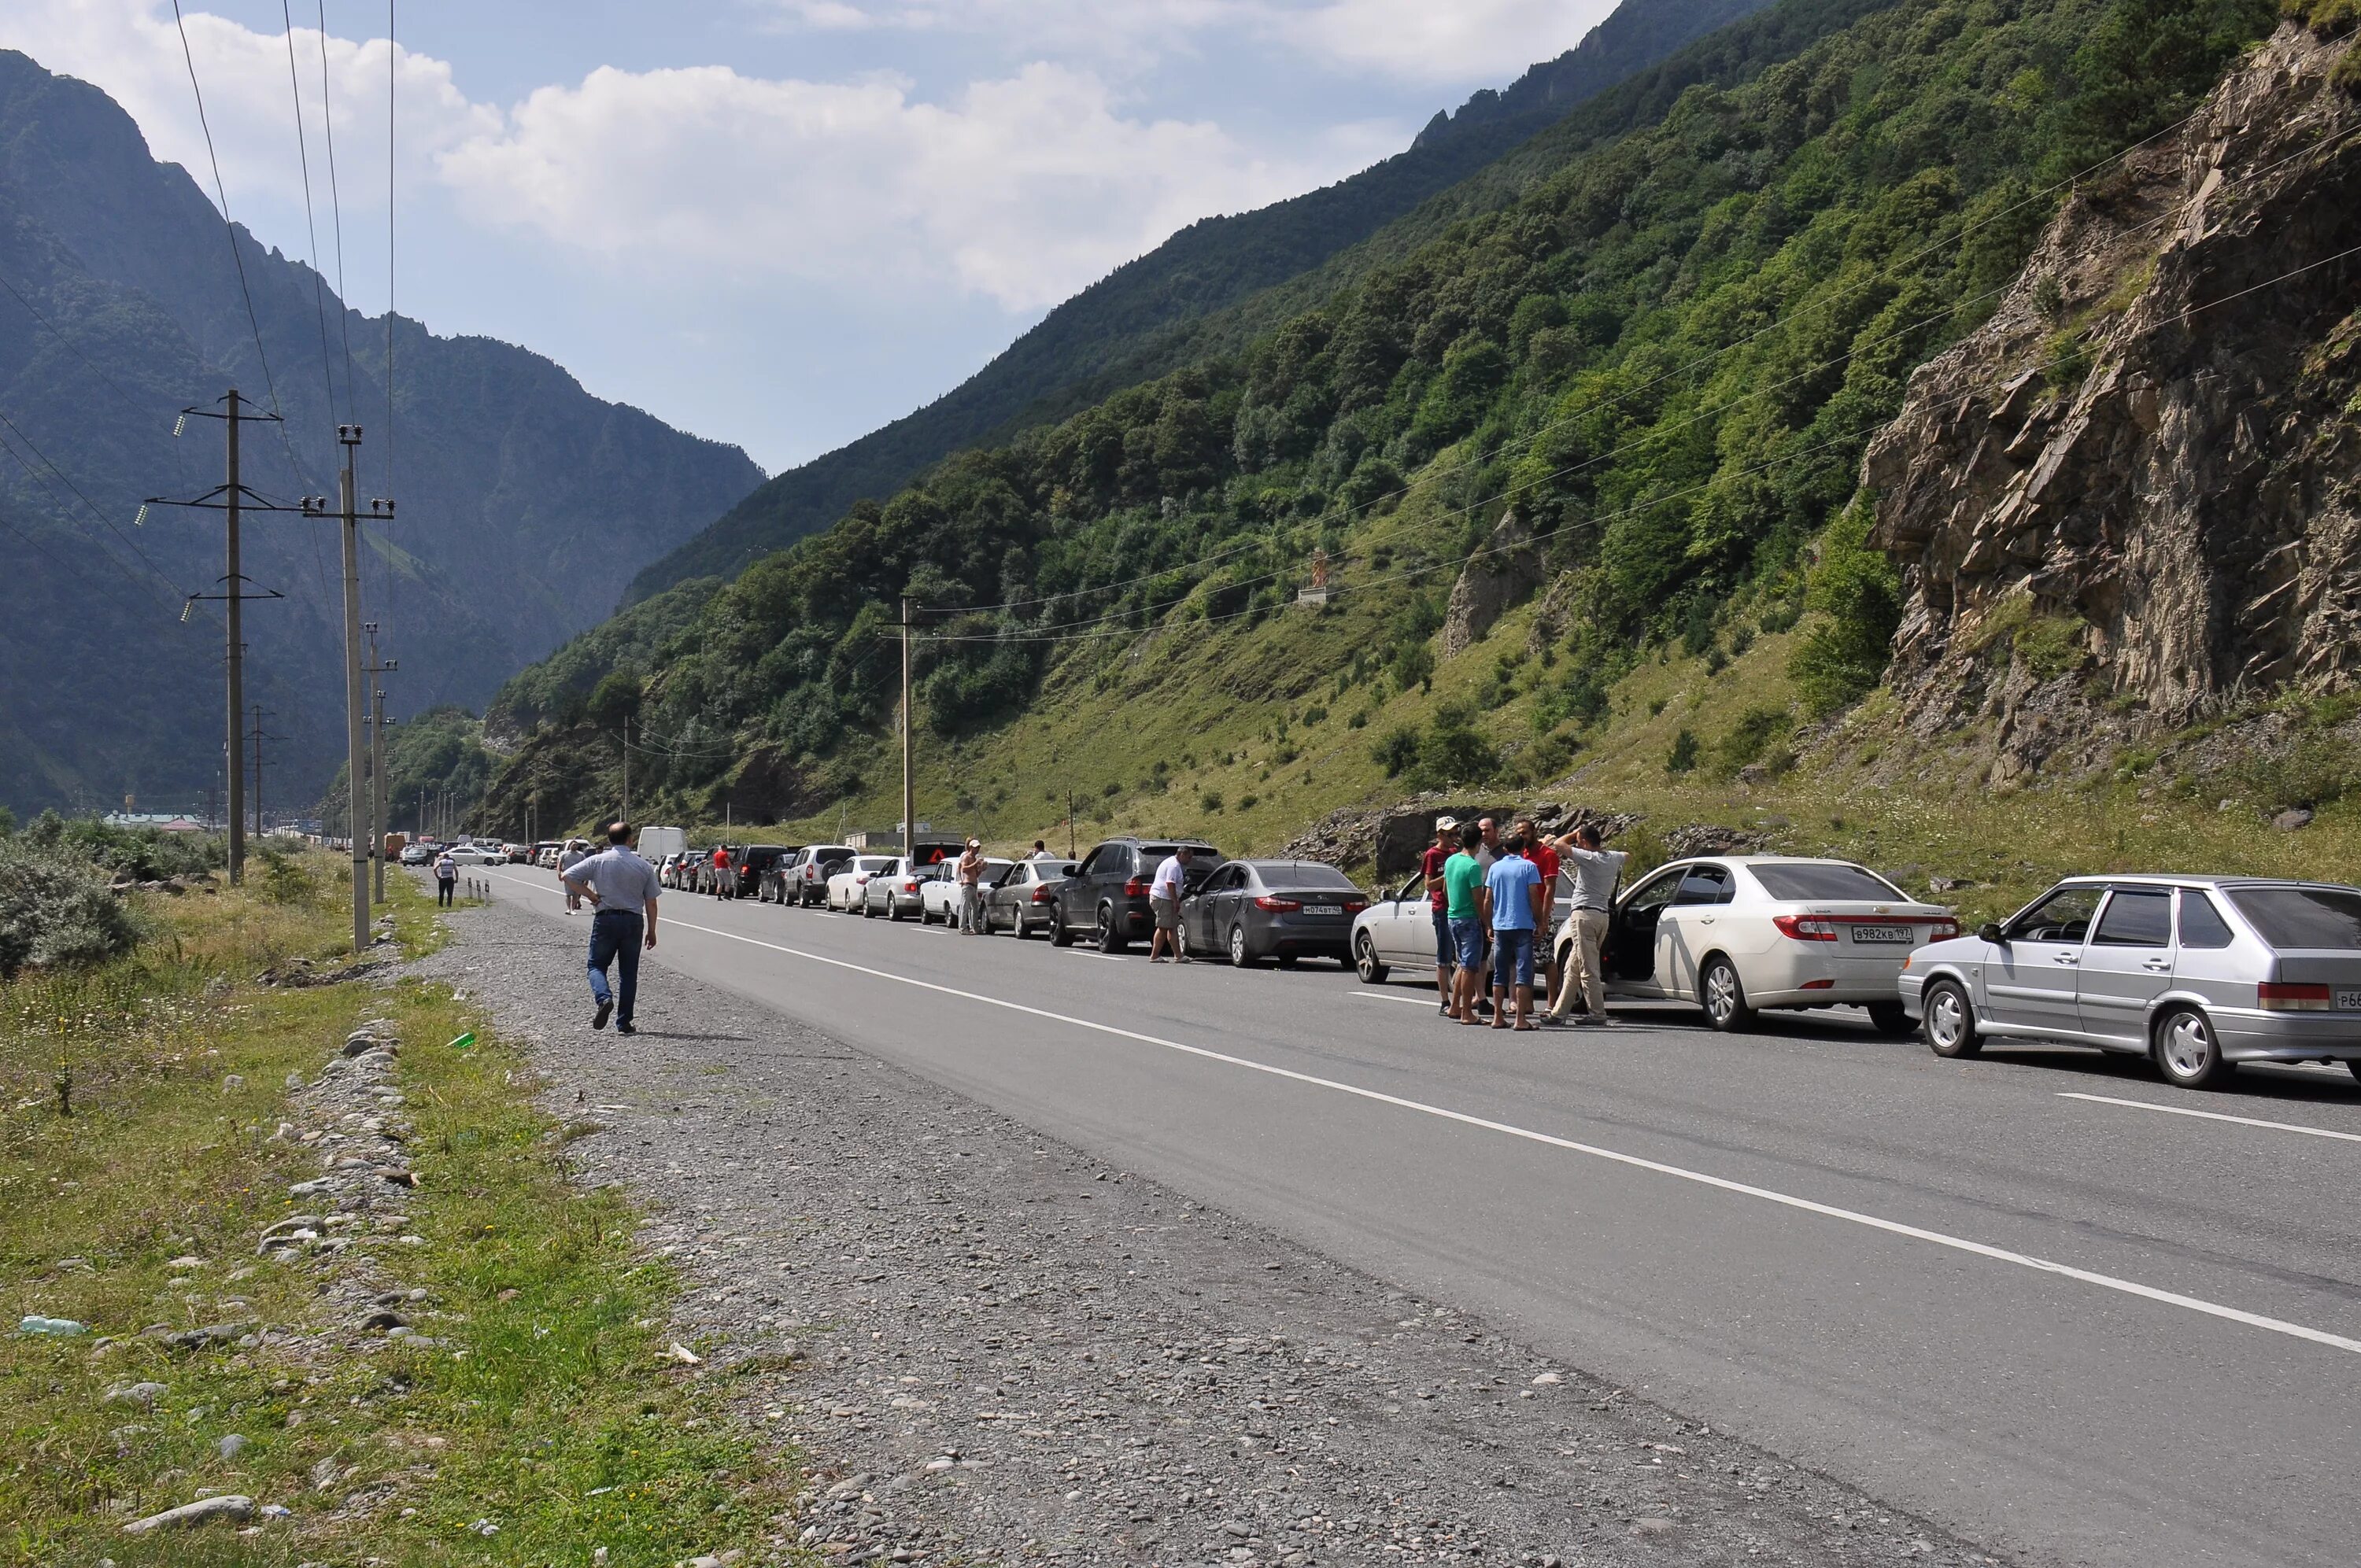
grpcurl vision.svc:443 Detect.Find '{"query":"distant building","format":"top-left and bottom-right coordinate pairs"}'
top-left (102, 811), bottom-right (207, 833)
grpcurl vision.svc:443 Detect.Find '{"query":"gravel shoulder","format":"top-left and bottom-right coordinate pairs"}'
top-left (413, 894), bottom-right (2004, 1568)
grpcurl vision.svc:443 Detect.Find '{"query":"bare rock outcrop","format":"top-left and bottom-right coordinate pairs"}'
top-left (1868, 24), bottom-right (2361, 781)
top-left (1443, 509), bottom-right (1541, 657)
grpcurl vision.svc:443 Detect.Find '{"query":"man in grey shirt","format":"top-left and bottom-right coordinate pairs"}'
top-left (561, 821), bottom-right (661, 1035)
top-left (1547, 824), bottom-right (1628, 1025)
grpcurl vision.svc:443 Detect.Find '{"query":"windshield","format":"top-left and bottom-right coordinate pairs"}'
top-left (1749, 862), bottom-right (1909, 902)
top-left (2228, 886), bottom-right (2361, 950)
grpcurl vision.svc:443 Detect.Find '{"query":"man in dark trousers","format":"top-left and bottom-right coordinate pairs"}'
top-left (562, 821), bottom-right (661, 1035)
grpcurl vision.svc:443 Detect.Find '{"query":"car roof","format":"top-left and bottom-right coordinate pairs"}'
top-left (2045, 873), bottom-right (2361, 892)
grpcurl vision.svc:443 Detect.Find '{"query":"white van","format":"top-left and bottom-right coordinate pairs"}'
top-left (637, 825), bottom-right (687, 864)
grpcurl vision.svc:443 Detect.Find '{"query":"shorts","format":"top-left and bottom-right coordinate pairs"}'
top-left (1431, 905), bottom-right (1455, 968)
top-left (1447, 916), bottom-right (1484, 972)
top-left (1491, 926), bottom-right (1536, 990)
top-left (1151, 895), bottom-right (1180, 933)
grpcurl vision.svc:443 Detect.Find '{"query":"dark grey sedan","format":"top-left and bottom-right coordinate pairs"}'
top-left (987, 858), bottom-right (1077, 938)
top-left (1179, 860), bottom-right (1370, 968)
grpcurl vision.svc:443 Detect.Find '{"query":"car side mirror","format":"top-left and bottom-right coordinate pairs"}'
top-left (1978, 922), bottom-right (2007, 944)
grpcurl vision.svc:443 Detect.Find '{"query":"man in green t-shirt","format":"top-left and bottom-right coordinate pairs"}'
top-left (1442, 821), bottom-right (1487, 1023)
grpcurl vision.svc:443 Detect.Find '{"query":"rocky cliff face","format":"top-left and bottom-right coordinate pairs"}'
top-left (1866, 24), bottom-right (2361, 783)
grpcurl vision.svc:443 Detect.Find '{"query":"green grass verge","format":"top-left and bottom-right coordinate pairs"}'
top-left (1, 854), bottom-right (800, 1565)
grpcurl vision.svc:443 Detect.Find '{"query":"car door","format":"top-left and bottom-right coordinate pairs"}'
top-left (1655, 863), bottom-right (1734, 1000)
top-left (1195, 865), bottom-right (1240, 947)
top-left (1061, 847), bottom-right (1104, 929)
top-left (1606, 868), bottom-right (1682, 994)
top-left (2074, 887), bottom-right (2177, 1048)
top-left (1987, 884), bottom-right (2103, 1037)
top-left (1391, 873), bottom-right (1434, 965)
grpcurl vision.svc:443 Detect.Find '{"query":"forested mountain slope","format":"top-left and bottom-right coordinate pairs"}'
top-left (0, 50), bottom-right (761, 814)
top-left (482, 0), bottom-right (2289, 852)
top-left (619, 0), bottom-right (1777, 603)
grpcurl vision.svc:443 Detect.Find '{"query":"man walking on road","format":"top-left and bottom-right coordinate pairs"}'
top-left (1442, 823), bottom-right (1487, 1024)
top-left (1548, 823), bottom-right (1628, 1025)
top-left (559, 838), bottom-right (587, 913)
top-left (1481, 832), bottom-right (1548, 1031)
top-left (1147, 843), bottom-right (1194, 963)
top-left (562, 821), bottom-right (660, 1035)
top-left (708, 844), bottom-right (732, 899)
top-left (955, 838), bottom-right (988, 934)
top-left (1424, 817), bottom-right (1460, 1016)
top-left (433, 848), bottom-right (458, 907)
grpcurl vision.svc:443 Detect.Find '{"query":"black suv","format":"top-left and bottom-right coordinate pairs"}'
top-left (1051, 837), bottom-right (1225, 952)
top-left (736, 844), bottom-right (796, 899)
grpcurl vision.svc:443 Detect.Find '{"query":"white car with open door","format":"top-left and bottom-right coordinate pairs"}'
top-left (1560, 856), bottom-right (1957, 1033)
top-left (1348, 870), bottom-right (1439, 983)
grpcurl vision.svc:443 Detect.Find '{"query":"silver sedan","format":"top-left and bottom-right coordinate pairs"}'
top-left (1900, 876), bottom-right (2361, 1089)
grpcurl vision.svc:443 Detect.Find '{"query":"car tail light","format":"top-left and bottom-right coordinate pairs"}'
top-left (1927, 918), bottom-right (1960, 941)
top-left (1773, 914), bottom-right (1839, 942)
top-left (2260, 981), bottom-right (2333, 1012)
top-left (1254, 895), bottom-right (1302, 912)
top-left (901, 879), bottom-right (918, 892)
top-left (1032, 887), bottom-right (1055, 904)
top-left (1343, 899), bottom-right (1369, 913)
top-left (1124, 877), bottom-right (1149, 897)
top-left (1800, 978), bottom-right (1835, 990)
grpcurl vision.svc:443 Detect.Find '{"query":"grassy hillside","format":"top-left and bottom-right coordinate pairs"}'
top-left (619, 0), bottom-right (1780, 604)
top-left (477, 0), bottom-right (2290, 891)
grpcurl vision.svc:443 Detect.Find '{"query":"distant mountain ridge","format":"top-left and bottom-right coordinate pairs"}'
top-left (0, 49), bottom-right (762, 814)
top-left (619, 0), bottom-right (1775, 605)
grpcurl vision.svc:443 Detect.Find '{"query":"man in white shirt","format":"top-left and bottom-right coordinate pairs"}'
top-left (1546, 824), bottom-right (1628, 1025)
top-left (558, 839), bottom-right (587, 913)
top-left (561, 821), bottom-right (662, 1035)
top-left (954, 839), bottom-right (988, 935)
top-left (1147, 844), bottom-right (1193, 963)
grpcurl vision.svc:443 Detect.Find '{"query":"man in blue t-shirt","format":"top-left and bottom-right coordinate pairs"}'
top-left (1480, 832), bottom-right (1548, 1031)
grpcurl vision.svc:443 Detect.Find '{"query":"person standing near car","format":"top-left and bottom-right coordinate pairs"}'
top-left (1514, 817), bottom-right (1561, 1008)
top-left (563, 821), bottom-right (660, 1035)
top-left (709, 843), bottom-right (731, 899)
top-left (559, 838), bottom-right (587, 914)
top-left (1481, 832), bottom-right (1547, 1031)
top-left (1147, 843), bottom-right (1194, 963)
top-left (1442, 823), bottom-right (1487, 1023)
top-left (1424, 817), bottom-right (1461, 1016)
top-left (1547, 823), bottom-right (1628, 1026)
top-left (955, 838), bottom-right (988, 934)
top-left (434, 847), bottom-right (459, 907)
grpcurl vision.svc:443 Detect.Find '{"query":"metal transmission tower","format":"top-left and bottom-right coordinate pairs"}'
top-left (300, 425), bottom-right (393, 957)
top-left (143, 389), bottom-right (294, 884)
top-left (363, 624), bottom-right (398, 904)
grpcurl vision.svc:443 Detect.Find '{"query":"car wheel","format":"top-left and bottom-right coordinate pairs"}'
top-left (1176, 924), bottom-right (1193, 961)
top-left (1921, 980), bottom-right (1982, 1058)
top-left (1699, 956), bottom-right (1753, 1032)
top-left (1229, 923), bottom-right (1258, 968)
top-left (1096, 904), bottom-right (1125, 954)
top-left (2153, 1006), bottom-right (2226, 1090)
top-left (2348, 1060), bottom-right (2361, 1087)
top-left (1050, 905), bottom-right (1074, 946)
top-left (1355, 932), bottom-right (1389, 984)
top-left (1868, 1000), bottom-right (1914, 1038)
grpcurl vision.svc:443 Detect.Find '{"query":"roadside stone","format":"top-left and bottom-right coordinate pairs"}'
top-left (2274, 807), bottom-right (2315, 831)
top-left (102, 1381), bottom-right (168, 1409)
top-left (121, 1495), bottom-right (253, 1533)
top-left (216, 1433), bottom-right (249, 1460)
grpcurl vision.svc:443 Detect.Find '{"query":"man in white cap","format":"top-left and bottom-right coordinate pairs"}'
top-left (955, 838), bottom-right (988, 934)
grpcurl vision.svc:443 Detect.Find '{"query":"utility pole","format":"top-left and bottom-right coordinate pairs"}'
top-left (246, 706), bottom-right (280, 839)
top-left (302, 424), bottom-right (392, 957)
top-left (621, 714), bottom-right (630, 822)
top-left (900, 595), bottom-right (916, 853)
top-left (147, 391), bottom-right (293, 885)
top-left (364, 625), bottom-right (398, 903)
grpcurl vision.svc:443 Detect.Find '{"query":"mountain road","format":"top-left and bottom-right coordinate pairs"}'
top-left (474, 862), bottom-right (2361, 1568)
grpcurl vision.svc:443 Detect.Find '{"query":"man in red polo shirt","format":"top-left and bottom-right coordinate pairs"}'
top-left (1422, 817), bottom-right (1460, 1016)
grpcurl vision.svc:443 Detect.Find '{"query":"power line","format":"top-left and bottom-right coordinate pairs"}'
top-left (314, 0), bottom-right (358, 425)
top-left (170, 0), bottom-right (283, 422)
top-left (0, 405), bottom-right (185, 607)
top-left (279, 0), bottom-right (340, 419)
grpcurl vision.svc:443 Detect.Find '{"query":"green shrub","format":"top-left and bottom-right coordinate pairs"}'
top-left (1790, 502), bottom-right (1904, 718)
top-left (1373, 725), bottom-right (1422, 777)
top-left (0, 840), bottom-right (144, 979)
top-left (1711, 707), bottom-right (1796, 779)
top-left (1199, 790), bottom-right (1225, 813)
top-left (1666, 729), bottom-right (1700, 774)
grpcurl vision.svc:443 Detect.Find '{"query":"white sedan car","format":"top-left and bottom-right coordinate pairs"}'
top-left (1554, 855), bottom-right (1957, 1033)
top-left (825, 855), bottom-right (896, 911)
top-left (920, 858), bottom-right (1011, 924)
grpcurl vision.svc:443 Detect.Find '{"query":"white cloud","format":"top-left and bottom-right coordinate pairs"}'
top-left (435, 58), bottom-right (1375, 311)
top-left (1280, 0), bottom-right (1621, 83)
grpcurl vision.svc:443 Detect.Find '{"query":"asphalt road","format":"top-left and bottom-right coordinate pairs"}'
top-left (477, 865), bottom-right (2361, 1568)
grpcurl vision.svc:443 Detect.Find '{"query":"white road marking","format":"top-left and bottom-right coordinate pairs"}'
top-left (2059, 1092), bottom-right (2361, 1145)
top-left (482, 869), bottom-right (2361, 1358)
top-left (1352, 990), bottom-right (1439, 1006)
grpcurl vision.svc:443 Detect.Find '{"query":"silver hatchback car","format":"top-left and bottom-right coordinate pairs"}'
top-left (1898, 876), bottom-right (2361, 1089)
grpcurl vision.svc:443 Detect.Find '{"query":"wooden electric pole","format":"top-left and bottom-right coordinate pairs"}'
top-left (900, 595), bottom-right (915, 852)
top-left (301, 425), bottom-right (393, 957)
top-left (364, 625), bottom-right (398, 903)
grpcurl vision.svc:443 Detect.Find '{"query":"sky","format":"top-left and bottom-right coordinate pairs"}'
top-left (0, 1), bottom-right (1619, 474)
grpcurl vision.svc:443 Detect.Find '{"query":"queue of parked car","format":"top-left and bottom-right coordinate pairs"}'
top-left (683, 830), bottom-right (2361, 1094)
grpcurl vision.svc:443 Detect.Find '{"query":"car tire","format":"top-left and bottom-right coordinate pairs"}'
top-left (1699, 955), bottom-right (1754, 1032)
top-left (1276, 954), bottom-right (1299, 970)
top-left (2152, 1005), bottom-right (2226, 1090)
top-left (1868, 1000), bottom-right (1914, 1038)
top-left (1096, 904), bottom-right (1125, 954)
top-left (1229, 924), bottom-right (1258, 968)
top-left (1050, 906), bottom-right (1074, 947)
top-left (1176, 924), bottom-right (1194, 961)
top-left (2348, 1060), bottom-right (2361, 1087)
top-left (1355, 932), bottom-right (1390, 985)
top-left (1921, 979), bottom-right (1982, 1058)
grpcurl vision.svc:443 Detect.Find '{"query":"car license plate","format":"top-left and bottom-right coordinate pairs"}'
top-left (1850, 924), bottom-right (1915, 944)
top-left (1304, 904), bottom-right (1343, 916)
top-left (2338, 989), bottom-right (2361, 1012)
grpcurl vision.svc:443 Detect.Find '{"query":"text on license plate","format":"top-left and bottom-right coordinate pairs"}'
top-left (1304, 904), bottom-right (1343, 916)
top-left (1850, 924), bottom-right (1916, 944)
top-left (2340, 989), bottom-right (2361, 1012)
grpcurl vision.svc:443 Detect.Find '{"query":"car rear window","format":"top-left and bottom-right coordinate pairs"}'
top-left (2227, 887), bottom-right (2361, 950)
top-left (1253, 863), bottom-right (1355, 890)
top-left (1749, 862), bottom-right (1907, 902)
